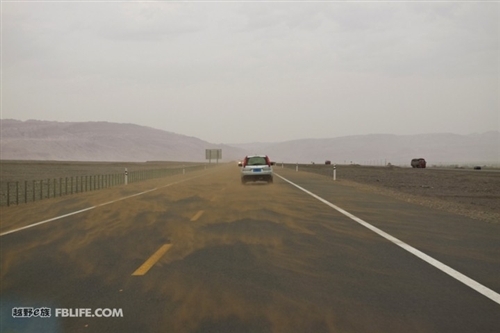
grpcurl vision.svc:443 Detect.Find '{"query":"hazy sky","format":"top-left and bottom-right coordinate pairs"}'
top-left (2, 0), bottom-right (499, 144)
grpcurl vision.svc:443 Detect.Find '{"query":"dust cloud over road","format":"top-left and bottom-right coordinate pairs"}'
top-left (1, 164), bottom-right (499, 333)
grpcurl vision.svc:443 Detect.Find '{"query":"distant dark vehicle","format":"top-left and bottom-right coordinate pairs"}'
top-left (474, 166), bottom-right (482, 170)
top-left (325, 160), bottom-right (331, 165)
top-left (411, 158), bottom-right (426, 168)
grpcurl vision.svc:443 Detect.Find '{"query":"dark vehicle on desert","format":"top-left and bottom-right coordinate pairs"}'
top-left (411, 158), bottom-right (427, 168)
top-left (325, 160), bottom-right (331, 165)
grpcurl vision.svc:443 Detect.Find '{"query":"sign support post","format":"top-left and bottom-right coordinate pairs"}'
top-left (205, 149), bottom-right (222, 165)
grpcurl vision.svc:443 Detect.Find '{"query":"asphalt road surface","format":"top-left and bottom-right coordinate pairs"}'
top-left (1, 164), bottom-right (499, 333)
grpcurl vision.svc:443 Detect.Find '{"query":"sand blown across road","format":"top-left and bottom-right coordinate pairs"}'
top-left (1, 164), bottom-right (499, 333)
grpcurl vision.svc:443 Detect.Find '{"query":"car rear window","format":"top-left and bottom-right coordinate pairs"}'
top-left (246, 156), bottom-right (267, 166)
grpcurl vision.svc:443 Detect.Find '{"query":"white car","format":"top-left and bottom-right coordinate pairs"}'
top-left (239, 155), bottom-right (274, 184)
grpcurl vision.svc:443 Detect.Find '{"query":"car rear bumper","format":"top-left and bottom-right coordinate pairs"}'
top-left (241, 168), bottom-right (273, 182)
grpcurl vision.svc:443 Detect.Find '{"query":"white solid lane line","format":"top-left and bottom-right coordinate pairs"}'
top-left (1, 188), bottom-right (162, 237)
top-left (275, 172), bottom-right (500, 306)
top-left (0, 172), bottom-right (214, 237)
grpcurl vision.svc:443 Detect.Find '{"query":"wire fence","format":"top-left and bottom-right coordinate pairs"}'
top-left (1, 164), bottom-right (211, 207)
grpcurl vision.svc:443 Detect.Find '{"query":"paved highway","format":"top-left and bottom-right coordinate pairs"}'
top-left (1, 164), bottom-right (499, 332)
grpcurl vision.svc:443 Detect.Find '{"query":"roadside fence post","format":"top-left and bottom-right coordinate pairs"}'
top-left (296, 163), bottom-right (298, 172)
top-left (7, 182), bottom-right (10, 207)
top-left (65, 177), bottom-right (68, 195)
top-left (53, 179), bottom-right (56, 198)
top-left (16, 181), bottom-right (19, 205)
top-left (40, 180), bottom-right (43, 200)
top-left (25, 180), bottom-right (28, 204)
top-left (47, 179), bottom-right (50, 198)
top-left (125, 168), bottom-right (128, 185)
top-left (60, 178), bottom-right (62, 196)
top-left (333, 164), bottom-right (337, 181)
top-left (33, 180), bottom-right (36, 203)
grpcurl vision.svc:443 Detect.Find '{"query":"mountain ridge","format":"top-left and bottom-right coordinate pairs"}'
top-left (1, 119), bottom-right (498, 165)
top-left (1, 119), bottom-right (243, 162)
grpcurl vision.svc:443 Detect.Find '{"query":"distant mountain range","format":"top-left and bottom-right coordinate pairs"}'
top-left (232, 132), bottom-right (499, 166)
top-left (1, 119), bottom-right (498, 166)
top-left (0, 119), bottom-right (244, 162)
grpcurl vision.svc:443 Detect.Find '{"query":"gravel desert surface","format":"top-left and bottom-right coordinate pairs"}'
top-left (283, 164), bottom-right (500, 224)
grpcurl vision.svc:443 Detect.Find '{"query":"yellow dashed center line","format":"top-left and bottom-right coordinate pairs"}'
top-left (190, 210), bottom-right (204, 221)
top-left (132, 244), bottom-right (172, 276)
